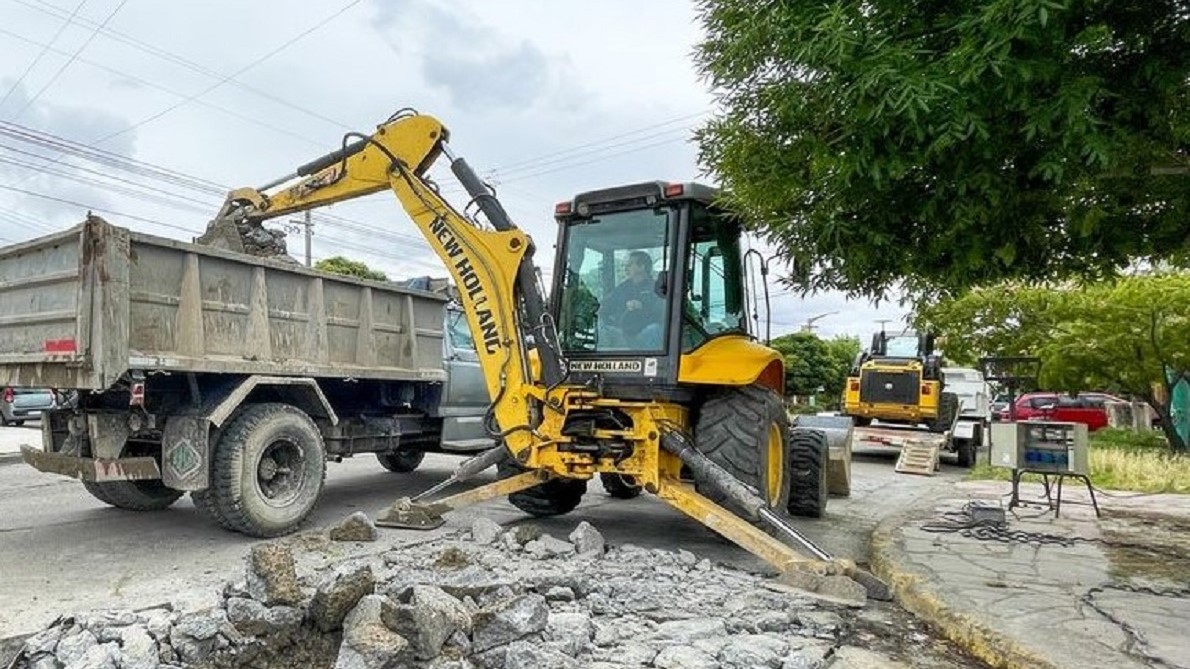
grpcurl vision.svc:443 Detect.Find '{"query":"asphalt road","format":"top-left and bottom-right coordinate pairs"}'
top-left (0, 433), bottom-right (968, 640)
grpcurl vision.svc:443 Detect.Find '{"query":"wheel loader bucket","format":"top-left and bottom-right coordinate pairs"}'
top-left (791, 415), bottom-right (854, 497)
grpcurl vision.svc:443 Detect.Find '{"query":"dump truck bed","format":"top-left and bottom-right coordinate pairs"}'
top-left (0, 216), bottom-right (447, 390)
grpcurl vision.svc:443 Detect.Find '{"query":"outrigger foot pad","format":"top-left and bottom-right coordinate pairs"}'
top-left (375, 497), bottom-right (447, 530)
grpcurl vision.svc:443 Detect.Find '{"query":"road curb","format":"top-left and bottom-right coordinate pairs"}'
top-left (0, 452), bottom-right (24, 467)
top-left (868, 510), bottom-right (1058, 669)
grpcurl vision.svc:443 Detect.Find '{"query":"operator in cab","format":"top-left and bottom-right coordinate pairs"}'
top-left (602, 250), bottom-right (664, 349)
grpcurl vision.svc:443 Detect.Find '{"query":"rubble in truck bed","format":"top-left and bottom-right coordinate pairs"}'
top-left (194, 217), bottom-right (293, 261)
top-left (8, 518), bottom-right (966, 669)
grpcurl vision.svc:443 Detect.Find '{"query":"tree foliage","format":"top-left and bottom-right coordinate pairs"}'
top-left (917, 274), bottom-right (1190, 452)
top-left (770, 331), bottom-right (861, 402)
top-left (314, 256), bottom-right (388, 282)
top-left (695, 0), bottom-right (1189, 298)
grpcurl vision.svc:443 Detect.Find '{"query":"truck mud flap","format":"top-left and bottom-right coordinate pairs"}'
top-left (20, 446), bottom-right (161, 482)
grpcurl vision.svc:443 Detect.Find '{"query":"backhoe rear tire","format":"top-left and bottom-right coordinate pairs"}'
top-left (787, 428), bottom-right (828, 519)
top-left (209, 403), bottom-right (326, 538)
top-left (377, 448), bottom-right (425, 473)
top-left (928, 392), bottom-right (959, 433)
top-left (599, 473), bottom-right (642, 499)
top-left (83, 480), bottom-right (184, 511)
top-left (694, 385), bottom-right (792, 514)
top-left (497, 460), bottom-right (587, 517)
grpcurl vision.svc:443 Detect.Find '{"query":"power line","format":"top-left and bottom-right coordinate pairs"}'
top-left (10, 0), bottom-right (131, 121)
top-left (0, 26), bottom-right (330, 149)
top-left (0, 183), bottom-right (200, 235)
top-left (0, 0), bottom-right (89, 112)
top-left (93, 0), bottom-right (365, 145)
top-left (491, 111), bottom-right (706, 173)
top-left (10, 0), bottom-right (353, 131)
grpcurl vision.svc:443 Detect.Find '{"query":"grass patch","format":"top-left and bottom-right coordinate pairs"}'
top-left (966, 429), bottom-right (1190, 494)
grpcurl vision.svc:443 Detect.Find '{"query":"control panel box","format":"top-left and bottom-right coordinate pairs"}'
top-left (989, 420), bottom-right (1090, 476)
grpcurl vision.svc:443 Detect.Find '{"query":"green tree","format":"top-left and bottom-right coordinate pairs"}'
top-left (917, 274), bottom-right (1190, 452)
top-left (695, 0), bottom-right (1189, 298)
top-left (314, 256), bottom-right (388, 282)
top-left (769, 331), bottom-right (858, 405)
top-left (771, 332), bottom-right (832, 397)
top-left (823, 335), bottom-right (862, 399)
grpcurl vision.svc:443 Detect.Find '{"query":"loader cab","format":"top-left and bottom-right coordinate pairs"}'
top-left (550, 182), bottom-right (749, 397)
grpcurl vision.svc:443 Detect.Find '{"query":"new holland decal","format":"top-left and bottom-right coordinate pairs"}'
top-left (568, 360), bottom-right (643, 373)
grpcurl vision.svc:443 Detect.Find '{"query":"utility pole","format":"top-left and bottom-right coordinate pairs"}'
top-left (303, 211), bottom-right (312, 268)
top-left (286, 212), bottom-right (313, 267)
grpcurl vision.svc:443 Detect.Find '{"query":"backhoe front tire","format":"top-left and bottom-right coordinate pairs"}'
top-left (498, 460), bottom-right (587, 517)
top-left (209, 403), bottom-right (326, 538)
top-left (694, 385), bottom-right (792, 514)
top-left (599, 473), bottom-right (642, 500)
top-left (787, 428), bottom-right (828, 519)
top-left (377, 448), bottom-right (425, 473)
top-left (928, 392), bottom-right (960, 433)
top-left (83, 480), bottom-right (184, 511)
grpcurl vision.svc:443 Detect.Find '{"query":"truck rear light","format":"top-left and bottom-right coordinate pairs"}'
top-left (921, 385), bottom-right (931, 395)
top-left (663, 183), bottom-right (684, 197)
top-left (554, 201), bottom-right (572, 216)
top-left (849, 381), bottom-right (859, 392)
top-left (2, 387), bottom-right (12, 404)
top-left (130, 382), bottom-right (145, 407)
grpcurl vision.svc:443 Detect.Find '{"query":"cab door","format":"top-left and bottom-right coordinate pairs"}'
top-left (438, 308), bottom-right (493, 451)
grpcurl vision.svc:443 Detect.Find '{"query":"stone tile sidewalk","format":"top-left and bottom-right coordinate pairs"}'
top-left (872, 479), bottom-right (1190, 669)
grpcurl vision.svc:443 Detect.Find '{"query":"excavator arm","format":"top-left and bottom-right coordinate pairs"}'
top-left (210, 110), bottom-right (564, 458)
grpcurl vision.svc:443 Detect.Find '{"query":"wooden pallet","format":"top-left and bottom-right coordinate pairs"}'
top-left (894, 439), bottom-right (941, 476)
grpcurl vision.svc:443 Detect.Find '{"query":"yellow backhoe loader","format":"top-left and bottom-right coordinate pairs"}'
top-left (209, 109), bottom-right (886, 600)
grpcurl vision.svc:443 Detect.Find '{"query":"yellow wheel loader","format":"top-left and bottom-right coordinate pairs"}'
top-left (210, 109), bottom-right (885, 600)
top-left (842, 330), bottom-right (958, 433)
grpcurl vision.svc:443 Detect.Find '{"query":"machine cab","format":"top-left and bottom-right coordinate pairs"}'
top-left (550, 182), bottom-right (750, 394)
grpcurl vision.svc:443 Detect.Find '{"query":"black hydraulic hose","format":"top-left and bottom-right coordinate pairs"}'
top-left (447, 152), bottom-right (565, 388)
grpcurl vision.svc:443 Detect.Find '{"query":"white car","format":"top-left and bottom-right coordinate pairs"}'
top-left (1, 387), bottom-right (56, 426)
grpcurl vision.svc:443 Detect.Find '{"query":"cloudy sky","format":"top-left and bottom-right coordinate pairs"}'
top-left (0, 0), bottom-right (909, 339)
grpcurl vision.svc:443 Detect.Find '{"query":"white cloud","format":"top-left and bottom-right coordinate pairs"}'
top-left (0, 0), bottom-right (908, 339)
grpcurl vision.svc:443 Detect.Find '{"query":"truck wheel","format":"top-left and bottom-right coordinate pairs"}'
top-left (191, 489), bottom-right (239, 531)
top-left (955, 424), bottom-right (980, 468)
top-left (694, 385), bottom-right (792, 514)
top-left (377, 448), bottom-right (425, 473)
top-left (928, 392), bottom-right (959, 433)
top-left (787, 428), bottom-right (828, 518)
top-left (599, 473), bottom-right (642, 499)
top-left (497, 460), bottom-right (586, 517)
top-left (210, 403), bottom-right (326, 538)
top-left (82, 480), bottom-right (184, 511)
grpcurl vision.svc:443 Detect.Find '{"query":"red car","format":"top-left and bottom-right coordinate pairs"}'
top-left (994, 392), bottom-right (1124, 431)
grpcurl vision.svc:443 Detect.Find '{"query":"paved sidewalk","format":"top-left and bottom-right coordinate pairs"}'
top-left (873, 479), bottom-right (1190, 669)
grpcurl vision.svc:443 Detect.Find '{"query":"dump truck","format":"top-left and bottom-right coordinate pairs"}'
top-left (0, 216), bottom-right (493, 536)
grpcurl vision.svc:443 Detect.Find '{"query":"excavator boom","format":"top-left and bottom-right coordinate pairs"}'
top-left (211, 111), bottom-right (563, 457)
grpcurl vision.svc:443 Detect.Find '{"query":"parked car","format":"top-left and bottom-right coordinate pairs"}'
top-left (994, 391), bottom-right (1126, 431)
top-left (1, 387), bottom-right (57, 426)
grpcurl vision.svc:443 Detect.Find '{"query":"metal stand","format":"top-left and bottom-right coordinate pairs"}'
top-left (1009, 469), bottom-right (1100, 518)
top-left (979, 356), bottom-right (1041, 467)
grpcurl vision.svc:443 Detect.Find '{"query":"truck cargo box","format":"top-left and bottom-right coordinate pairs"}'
top-left (0, 215), bottom-right (447, 390)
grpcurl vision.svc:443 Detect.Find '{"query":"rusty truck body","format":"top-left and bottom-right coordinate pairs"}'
top-left (0, 216), bottom-right (491, 536)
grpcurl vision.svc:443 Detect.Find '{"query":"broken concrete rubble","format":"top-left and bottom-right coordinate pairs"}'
top-left (9, 519), bottom-right (903, 669)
